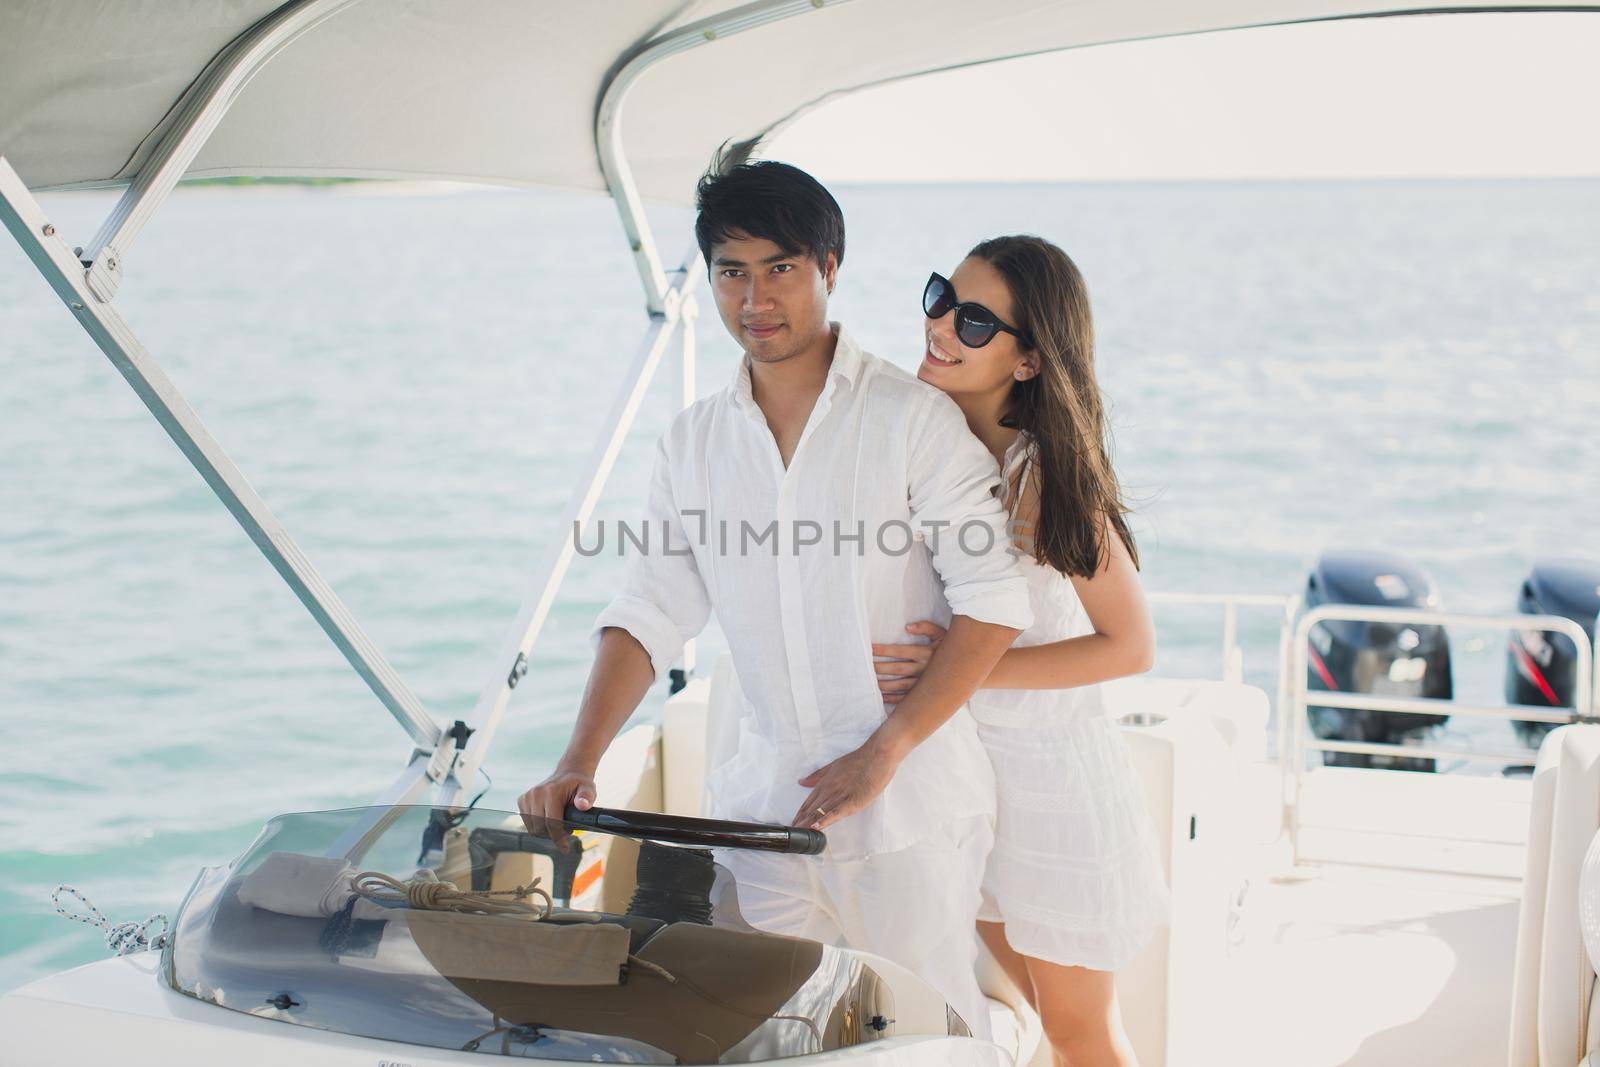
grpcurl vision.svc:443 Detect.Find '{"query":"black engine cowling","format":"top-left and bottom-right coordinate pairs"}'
top-left (1506, 558), bottom-right (1600, 749)
top-left (1303, 549), bottom-right (1453, 772)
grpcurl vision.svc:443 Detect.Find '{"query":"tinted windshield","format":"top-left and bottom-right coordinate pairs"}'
top-left (163, 805), bottom-right (897, 1063)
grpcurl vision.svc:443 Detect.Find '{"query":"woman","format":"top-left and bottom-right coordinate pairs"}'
top-left (873, 235), bottom-right (1170, 1066)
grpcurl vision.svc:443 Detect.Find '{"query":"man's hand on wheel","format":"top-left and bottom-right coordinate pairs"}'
top-left (517, 766), bottom-right (596, 850)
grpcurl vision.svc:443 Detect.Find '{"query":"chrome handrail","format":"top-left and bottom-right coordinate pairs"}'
top-left (1284, 604), bottom-right (1596, 865)
top-left (1146, 592), bottom-right (1299, 683)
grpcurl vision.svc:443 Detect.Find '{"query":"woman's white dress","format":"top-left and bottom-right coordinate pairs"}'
top-left (967, 433), bottom-right (1170, 972)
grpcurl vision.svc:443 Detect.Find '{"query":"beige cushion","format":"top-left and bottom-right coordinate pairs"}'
top-left (489, 850), bottom-right (556, 896)
top-left (661, 676), bottom-right (711, 817)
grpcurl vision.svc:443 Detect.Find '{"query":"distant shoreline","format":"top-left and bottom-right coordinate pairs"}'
top-left (29, 174), bottom-right (1600, 201)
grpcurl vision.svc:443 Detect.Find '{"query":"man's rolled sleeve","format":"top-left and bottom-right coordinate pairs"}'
top-left (906, 390), bottom-right (1034, 632)
top-left (589, 436), bottom-right (712, 682)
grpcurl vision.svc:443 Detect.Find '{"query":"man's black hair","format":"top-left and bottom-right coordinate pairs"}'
top-left (694, 159), bottom-right (845, 274)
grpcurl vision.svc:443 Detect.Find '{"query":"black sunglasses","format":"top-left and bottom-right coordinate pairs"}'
top-left (922, 272), bottom-right (1030, 350)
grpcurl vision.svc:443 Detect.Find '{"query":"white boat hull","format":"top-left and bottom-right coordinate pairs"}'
top-left (0, 952), bottom-right (1020, 1067)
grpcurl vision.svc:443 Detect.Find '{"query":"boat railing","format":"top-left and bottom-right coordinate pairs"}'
top-left (1282, 603), bottom-right (1597, 866)
top-left (1146, 591), bottom-right (1303, 775)
top-left (1145, 591), bottom-right (1301, 684)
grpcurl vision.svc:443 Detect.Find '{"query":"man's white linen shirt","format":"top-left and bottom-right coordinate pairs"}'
top-left (592, 323), bottom-right (1033, 860)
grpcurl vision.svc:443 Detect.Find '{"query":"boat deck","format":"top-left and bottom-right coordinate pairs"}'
top-left (1225, 763), bottom-right (1529, 1066)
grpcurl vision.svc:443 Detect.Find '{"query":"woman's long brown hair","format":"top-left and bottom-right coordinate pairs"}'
top-left (970, 235), bottom-right (1138, 577)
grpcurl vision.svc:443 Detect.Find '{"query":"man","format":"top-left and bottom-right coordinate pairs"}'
top-left (519, 160), bottom-right (1031, 1037)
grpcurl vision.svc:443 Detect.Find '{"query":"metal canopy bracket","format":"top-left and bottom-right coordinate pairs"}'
top-left (77, 0), bottom-right (365, 301)
top-left (82, 249), bottom-right (123, 303)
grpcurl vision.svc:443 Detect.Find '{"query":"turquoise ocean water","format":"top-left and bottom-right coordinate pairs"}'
top-left (2, 179), bottom-right (1598, 991)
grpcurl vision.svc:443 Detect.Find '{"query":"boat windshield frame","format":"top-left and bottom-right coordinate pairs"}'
top-left (160, 804), bottom-right (898, 1064)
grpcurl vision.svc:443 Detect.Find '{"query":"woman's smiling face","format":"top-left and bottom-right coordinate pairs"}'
top-left (918, 255), bottom-right (1035, 396)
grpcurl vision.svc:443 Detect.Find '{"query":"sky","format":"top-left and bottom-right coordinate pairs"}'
top-left (769, 12), bottom-right (1600, 182)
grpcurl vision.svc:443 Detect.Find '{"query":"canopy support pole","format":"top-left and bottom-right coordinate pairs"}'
top-left (0, 158), bottom-right (447, 761)
top-left (439, 264), bottom-right (702, 806)
top-left (78, 0), bottom-right (365, 302)
top-left (675, 293), bottom-right (700, 678)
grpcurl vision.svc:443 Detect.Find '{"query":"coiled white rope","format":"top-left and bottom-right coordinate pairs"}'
top-left (52, 885), bottom-right (169, 956)
top-left (351, 869), bottom-right (553, 918)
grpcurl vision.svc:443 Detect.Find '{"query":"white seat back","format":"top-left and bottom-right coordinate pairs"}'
top-left (1103, 676), bottom-right (1271, 758)
top-left (1510, 723), bottom-right (1600, 1067)
top-left (660, 678), bottom-right (707, 817)
top-left (1511, 726), bottom-right (1570, 1067)
top-left (1542, 728), bottom-right (1600, 1065)
top-left (1117, 709), bottom-right (1238, 1067)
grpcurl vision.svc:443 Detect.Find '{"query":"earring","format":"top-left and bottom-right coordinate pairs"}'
top-left (1014, 370), bottom-right (1026, 380)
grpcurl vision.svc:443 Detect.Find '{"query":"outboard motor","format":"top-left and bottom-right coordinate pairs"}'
top-left (1303, 550), bottom-right (1453, 772)
top-left (1507, 558), bottom-right (1600, 749)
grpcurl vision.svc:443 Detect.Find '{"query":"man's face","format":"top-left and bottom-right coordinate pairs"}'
top-left (708, 232), bottom-right (837, 364)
